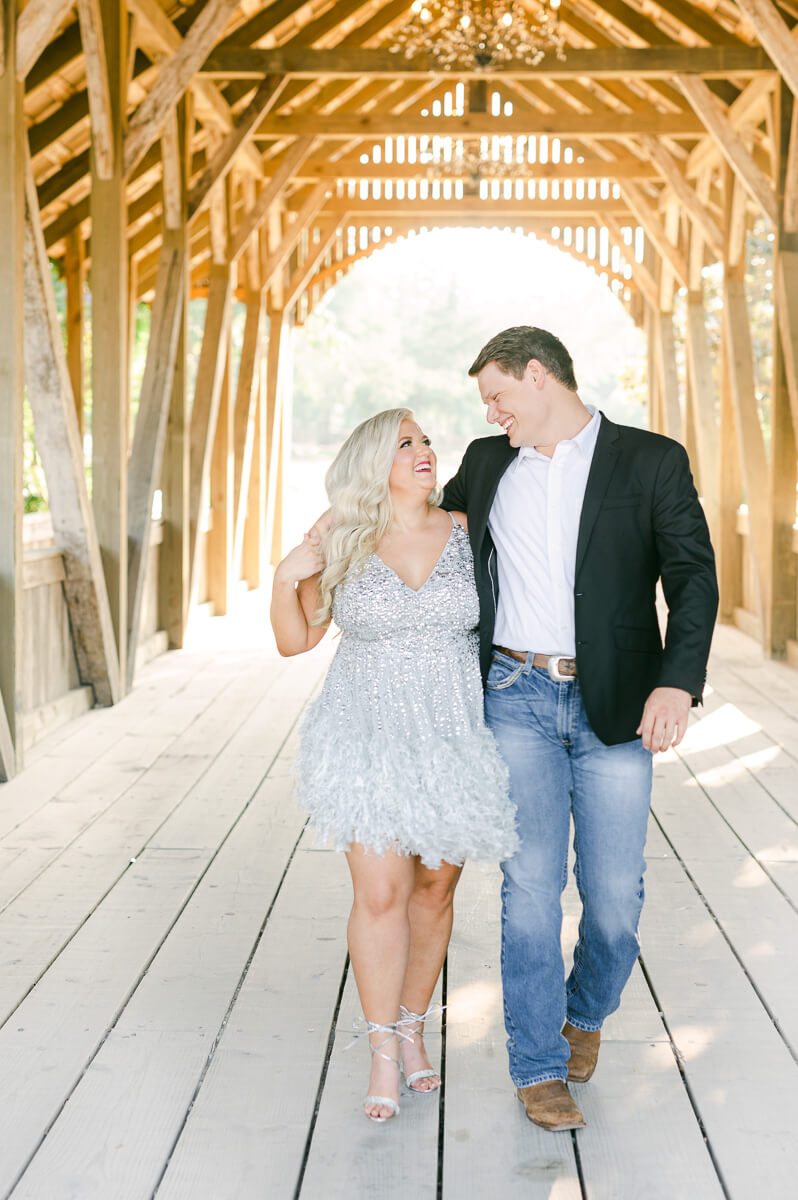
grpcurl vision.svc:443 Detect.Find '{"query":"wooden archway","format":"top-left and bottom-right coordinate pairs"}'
top-left (1, 0), bottom-right (797, 780)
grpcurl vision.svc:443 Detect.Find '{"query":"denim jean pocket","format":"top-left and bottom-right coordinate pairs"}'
top-left (486, 654), bottom-right (525, 691)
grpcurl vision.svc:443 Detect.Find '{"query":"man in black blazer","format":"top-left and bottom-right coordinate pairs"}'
top-left (442, 326), bottom-right (717, 1132)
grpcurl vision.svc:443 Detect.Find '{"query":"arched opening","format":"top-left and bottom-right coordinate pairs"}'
top-left (284, 226), bottom-right (646, 547)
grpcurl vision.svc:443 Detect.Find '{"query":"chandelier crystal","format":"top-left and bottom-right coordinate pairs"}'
top-left (420, 137), bottom-right (522, 185)
top-left (390, 1), bottom-right (565, 71)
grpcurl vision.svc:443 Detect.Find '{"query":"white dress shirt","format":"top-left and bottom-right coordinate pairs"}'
top-left (488, 407), bottom-right (601, 656)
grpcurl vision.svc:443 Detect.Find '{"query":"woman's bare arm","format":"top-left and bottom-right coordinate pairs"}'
top-left (270, 534), bottom-right (329, 655)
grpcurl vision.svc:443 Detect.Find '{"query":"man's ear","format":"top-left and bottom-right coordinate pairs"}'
top-left (525, 358), bottom-right (545, 387)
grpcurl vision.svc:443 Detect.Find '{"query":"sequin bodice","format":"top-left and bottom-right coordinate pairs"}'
top-left (332, 522), bottom-right (479, 643)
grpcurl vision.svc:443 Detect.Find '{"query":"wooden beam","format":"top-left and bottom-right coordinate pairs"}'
top-left (76, 0), bottom-right (114, 179)
top-left (283, 218), bottom-right (344, 312)
top-left (159, 97), bottom-right (190, 651)
top-left (734, 0), bottom-right (798, 100)
top-left (768, 80), bottom-right (798, 655)
top-left (208, 347), bottom-right (232, 616)
top-left (685, 292), bottom-right (720, 539)
top-left (228, 135), bottom-right (314, 261)
top-left (123, 0), bottom-right (242, 178)
top-left (187, 74), bottom-right (287, 221)
top-left (231, 295), bottom-right (264, 583)
top-left (15, 0), bottom-right (74, 79)
top-left (202, 45), bottom-right (774, 80)
top-left (653, 310), bottom-right (682, 442)
top-left (127, 0), bottom-right (261, 177)
top-left (260, 182), bottom-right (329, 295)
top-left (91, 0), bottom-right (128, 690)
top-left (264, 308), bottom-right (286, 567)
top-left (266, 153), bottom-right (661, 182)
top-left (160, 105), bottom-right (182, 230)
top-left (620, 183), bottom-right (689, 287)
top-left (0, 12), bottom-right (24, 778)
top-left (126, 237), bottom-right (186, 685)
top-left (23, 159), bottom-right (121, 707)
top-left (317, 197), bottom-right (632, 219)
top-left (188, 264), bottom-right (233, 603)
top-left (678, 75), bottom-right (778, 224)
top-left (253, 112), bottom-right (706, 139)
top-left (640, 136), bottom-right (724, 259)
top-left (64, 227), bottom-right (84, 436)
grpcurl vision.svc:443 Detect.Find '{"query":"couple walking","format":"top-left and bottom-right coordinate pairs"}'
top-left (270, 325), bottom-right (718, 1130)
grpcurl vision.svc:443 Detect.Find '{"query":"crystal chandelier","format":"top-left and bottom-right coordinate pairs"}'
top-left (390, 1), bottom-right (566, 71)
top-left (421, 137), bottom-right (521, 185)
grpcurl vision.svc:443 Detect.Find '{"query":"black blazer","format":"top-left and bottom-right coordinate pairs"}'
top-left (441, 415), bottom-right (719, 746)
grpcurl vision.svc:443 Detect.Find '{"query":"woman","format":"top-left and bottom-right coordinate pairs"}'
top-left (270, 408), bottom-right (517, 1122)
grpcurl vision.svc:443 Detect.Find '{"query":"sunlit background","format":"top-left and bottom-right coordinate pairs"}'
top-left (283, 225), bottom-right (647, 548)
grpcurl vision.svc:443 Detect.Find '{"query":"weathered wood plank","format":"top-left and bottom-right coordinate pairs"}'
top-left (641, 816), bottom-right (798, 1196)
top-left (231, 296), bottom-right (264, 583)
top-left (0, 24), bottom-right (24, 779)
top-left (253, 111), bottom-right (706, 139)
top-left (229, 134), bottom-right (315, 263)
top-left (9, 779), bottom-right (309, 1200)
top-left (127, 236), bottom-right (186, 686)
top-left (23, 159), bottom-right (121, 707)
top-left (156, 836), bottom-right (348, 1200)
top-left (444, 861), bottom-right (581, 1197)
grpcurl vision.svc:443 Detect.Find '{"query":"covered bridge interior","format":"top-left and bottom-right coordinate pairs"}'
top-left (2, 0), bottom-right (798, 781)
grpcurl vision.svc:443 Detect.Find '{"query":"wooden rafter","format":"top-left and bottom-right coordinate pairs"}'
top-left (253, 112), bottom-right (706, 138)
top-left (202, 45), bottom-right (774, 80)
top-left (123, 0), bottom-right (244, 178)
top-left (75, 0), bottom-right (114, 179)
top-left (16, 0), bottom-right (74, 79)
top-left (229, 136), bottom-right (315, 260)
top-left (733, 0), bottom-right (798, 100)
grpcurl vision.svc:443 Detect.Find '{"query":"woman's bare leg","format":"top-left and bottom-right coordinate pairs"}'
top-left (345, 844), bottom-right (416, 1119)
top-left (400, 860), bottom-right (463, 1090)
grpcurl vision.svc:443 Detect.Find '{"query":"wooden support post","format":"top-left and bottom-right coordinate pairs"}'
top-left (718, 330), bottom-right (743, 623)
top-left (90, 0), bottom-right (128, 689)
top-left (0, 0), bottom-right (24, 779)
top-left (188, 264), bottom-right (233, 603)
top-left (264, 307), bottom-right (286, 566)
top-left (64, 228), bottom-right (85, 437)
top-left (653, 310), bottom-right (681, 441)
top-left (684, 293), bottom-right (720, 536)
top-left (767, 81), bottom-right (798, 656)
top-left (126, 237), bottom-right (186, 685)
top-left (242, 357), bottom-right (266, 589)
top-left (231, 293), bottom-right (264, 582)
top-left (208, 349), bottom-right (233, 615)
top-left (23, 160), bottom-right (121, 707)
top-left (158, 98), bottom-right (190, 651)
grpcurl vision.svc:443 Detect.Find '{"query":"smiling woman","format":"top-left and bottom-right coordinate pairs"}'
top-left (269, 406), bottom-right (518, 1123)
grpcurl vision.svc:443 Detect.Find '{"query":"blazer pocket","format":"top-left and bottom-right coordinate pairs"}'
top-left (601, 492), bottom-right (642, 510)
top-left (615, 626), bottom-right (662, 653)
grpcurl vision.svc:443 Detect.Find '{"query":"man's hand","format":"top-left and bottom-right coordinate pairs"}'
top-left (637, 687), bottom-right (692, 753)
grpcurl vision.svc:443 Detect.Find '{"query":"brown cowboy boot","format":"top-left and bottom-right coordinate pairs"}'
top-left (516, 1080), bottom-right (586, 1131)
top-left (564, 1021), bottom-right (601, 1083)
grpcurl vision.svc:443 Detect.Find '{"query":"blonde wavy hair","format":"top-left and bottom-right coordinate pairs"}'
top-left (314, 407), bottom-right (442, 624)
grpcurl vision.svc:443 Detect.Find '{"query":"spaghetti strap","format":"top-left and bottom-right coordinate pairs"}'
top-left (449, 510), bottom-right (458, 528)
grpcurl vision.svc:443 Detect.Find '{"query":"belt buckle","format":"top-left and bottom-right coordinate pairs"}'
top-left (547, 654), bottom-right (574, 682)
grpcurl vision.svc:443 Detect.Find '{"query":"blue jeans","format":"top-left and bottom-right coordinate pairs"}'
top-left (484, 651), bottom-right (652, 1088)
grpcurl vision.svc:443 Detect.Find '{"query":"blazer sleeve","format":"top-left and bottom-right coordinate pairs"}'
top-left (652, 442), bottom-right (719, 702)
top-left (440, 445), bottom-right (470, 512)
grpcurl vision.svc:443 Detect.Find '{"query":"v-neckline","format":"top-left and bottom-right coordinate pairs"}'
top-left (374, 524), bottom-right (455, 594)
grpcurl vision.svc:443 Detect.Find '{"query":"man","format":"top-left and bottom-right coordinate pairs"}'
top-left (442, 326), bottom-right (718, 1132)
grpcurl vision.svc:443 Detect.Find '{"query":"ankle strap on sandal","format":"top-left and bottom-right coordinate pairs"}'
top-left (343, 1017), bottom-right (413, 1059)
top-left (397, 1003), bottom-right (446, 1030)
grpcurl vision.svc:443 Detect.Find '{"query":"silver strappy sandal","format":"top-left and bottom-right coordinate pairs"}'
top-left (361, 1021), bottom-right (406, 1121)
top-left (397, 1004), bottom-right (445, 1092)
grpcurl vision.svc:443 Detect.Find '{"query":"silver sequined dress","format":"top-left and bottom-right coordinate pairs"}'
top-left (295, 518), bottom-right (518, 869)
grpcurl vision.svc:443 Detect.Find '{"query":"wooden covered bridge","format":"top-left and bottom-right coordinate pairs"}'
top-left (1, 1), bottom-right (798, 1196)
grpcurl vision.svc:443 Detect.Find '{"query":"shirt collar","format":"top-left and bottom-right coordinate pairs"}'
top-left (518, 406), bottom-right (600, 463)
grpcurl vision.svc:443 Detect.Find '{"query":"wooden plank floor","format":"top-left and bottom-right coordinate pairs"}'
top-left (1, 605), bottom-right (797, 1199)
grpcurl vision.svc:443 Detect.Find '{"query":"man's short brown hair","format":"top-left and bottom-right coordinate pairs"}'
top-left (468, 326), bottom-right (578, 391)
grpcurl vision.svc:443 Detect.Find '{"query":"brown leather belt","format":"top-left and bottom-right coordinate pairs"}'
top-left (493, 646), bottom-right (578, 680)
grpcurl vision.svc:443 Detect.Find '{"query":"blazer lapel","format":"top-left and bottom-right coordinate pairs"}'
top-left (575, 414), bottom-right (620, 575)
top-left (471, 438), bottom-right (517, 553)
